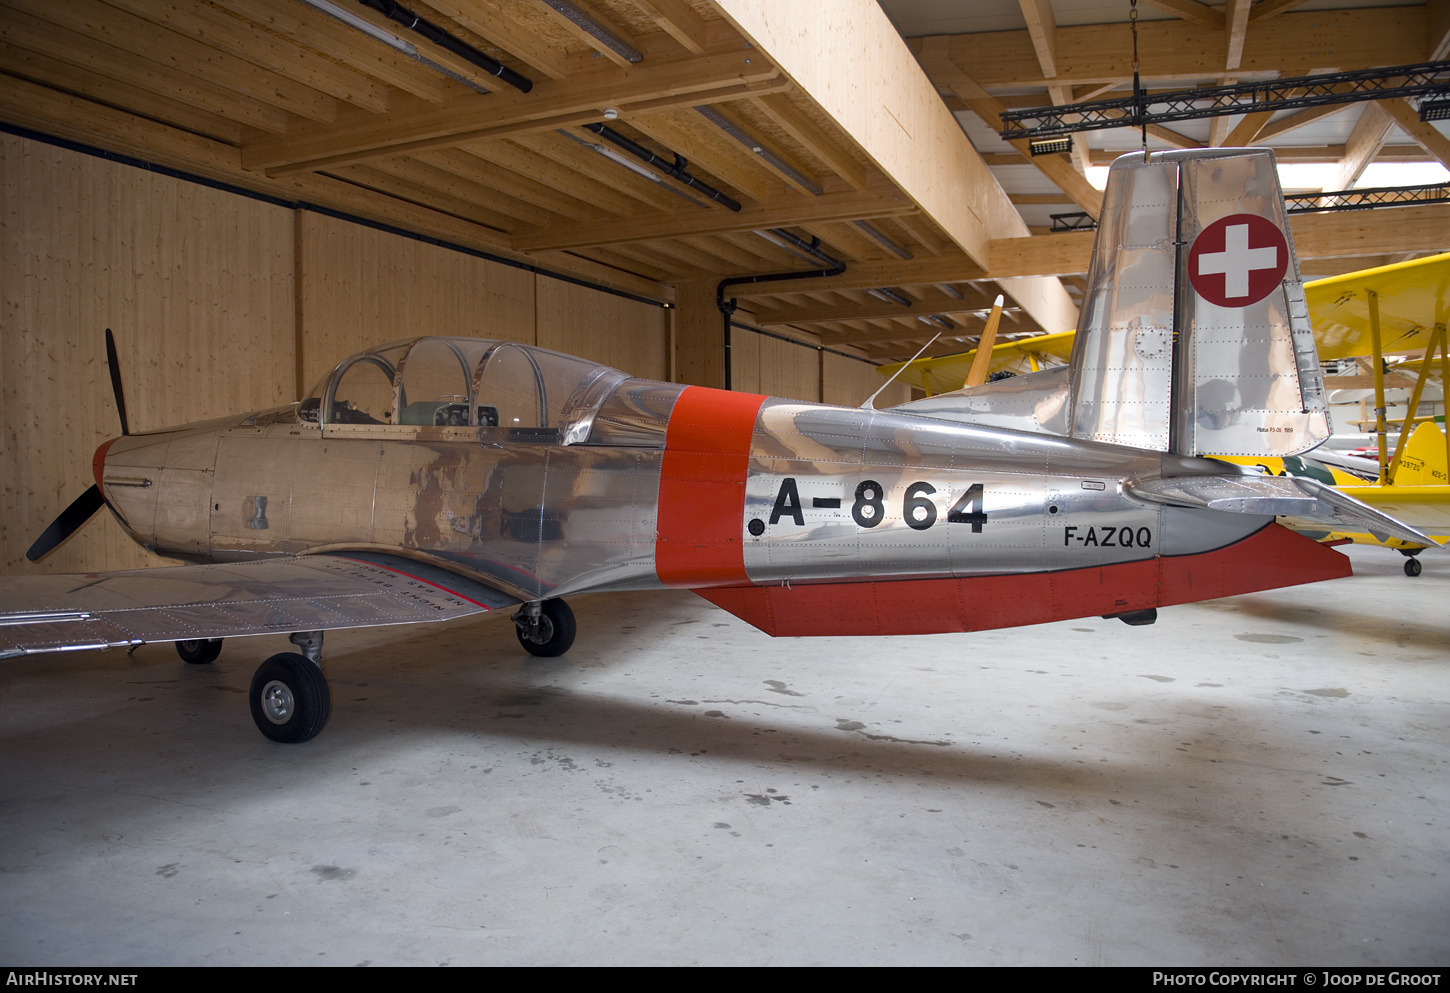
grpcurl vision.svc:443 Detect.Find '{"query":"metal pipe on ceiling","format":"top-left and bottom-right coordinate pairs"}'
top-left (582, 123), bottom-right (742, 212)
top-left (357, 0), bottom-right (533, 93)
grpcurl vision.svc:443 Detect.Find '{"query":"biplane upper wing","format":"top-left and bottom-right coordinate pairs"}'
top-left (1305, 252), bottom-right (1450, 361)
top-left (0, 552), bottom-right (519, 659)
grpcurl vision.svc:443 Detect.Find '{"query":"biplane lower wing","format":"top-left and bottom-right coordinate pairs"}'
top-left (0, 552), bottom-right (519, 659)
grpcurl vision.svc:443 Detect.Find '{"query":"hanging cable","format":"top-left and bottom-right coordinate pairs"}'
top-left (1131, 0), bottom-right (1146, 155)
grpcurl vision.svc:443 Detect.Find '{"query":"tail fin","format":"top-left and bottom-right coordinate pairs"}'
top-left (1397, 421), bottom-right (1449, 486)
top-left (1069, 148), bottom-right (1330, 457)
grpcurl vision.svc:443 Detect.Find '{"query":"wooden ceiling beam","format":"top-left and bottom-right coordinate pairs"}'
top-left (243, 49), bottom-right (785, 174)
top-left (1137, 0), bottom-right (1225, 31)
top-left (986, 204), bottom-right (1450, 277)
top-left (507, 131), bottom-right (686, 213)
top-left (1333, 103), bottom-right (1394, 189)
top-left (920, 43), bottom-right (1103, 220)
top-left (0, 44), bottom-right (246, 145)
top-left (820, 322), bottom-right (986, 347)
top-left (101, 0), bottom-right (391, 114)
top-left (1224, 0), bottom-right (1253, 72)
top-left (1253, 102), bottom-right (1349, 143)
top-left (422, 0), bottom-right (569, 80)
top-left (511, 181), bottom-right (913, 251)
top-left (1377, 96), bottom-right (1450, 172)
top-left (632, 0), bottom-right (710, 55)
top-left (749, 92), bottom-right (869, 192)
top-left (713, 0), bottom-right (1078, 339)
top-left (537, 0), bottom-right (642, 69)
top-left (911, 9), bottom-right (1423, 88)
top-left (415, 148), bottom-right (600, 221)
top-left (9, 0), bottom-right (342, 124)
top-left (0, 10), bottom-right (292, 133)
top-left (214, 0), bottom-right (459, 102)
top-left (1249, 0), bottom-right (1311, 23)
top-left (624, 108), bottom-right (795, 202)
top-left (729, 257), bottom-right (986, 297)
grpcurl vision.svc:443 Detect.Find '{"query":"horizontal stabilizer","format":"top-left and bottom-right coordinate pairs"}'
top-left (1128, 474), bottom-right (1441, 548)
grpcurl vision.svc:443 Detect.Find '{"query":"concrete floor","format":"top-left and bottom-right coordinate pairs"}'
top-left (0, 544), bottom-right (1445, 966)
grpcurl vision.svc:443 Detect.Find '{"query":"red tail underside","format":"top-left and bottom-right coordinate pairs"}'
top-left (694, 524), bottom-right (1350, 637)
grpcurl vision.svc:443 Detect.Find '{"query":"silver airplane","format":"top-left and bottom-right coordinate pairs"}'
top-left (2, 148), bottom-right (1436, 744)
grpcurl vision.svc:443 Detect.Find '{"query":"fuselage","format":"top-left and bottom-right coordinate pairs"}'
top-left (95, 357), bottom-right (1269, 606)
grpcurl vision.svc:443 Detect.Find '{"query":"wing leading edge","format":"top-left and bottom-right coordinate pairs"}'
top-left (0, 552), bottom-right (519, 659)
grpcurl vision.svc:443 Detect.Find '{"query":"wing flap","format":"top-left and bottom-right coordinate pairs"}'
top-left (0, 553), bottom-right (519, 659)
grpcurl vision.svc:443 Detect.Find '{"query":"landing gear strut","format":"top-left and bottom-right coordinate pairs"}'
top-left (248, 631), bottom-right (330, 743)
top-left (1401, 549), bottom-right (1424, 577)
top-left (512, 598), bottom-right (576, 657)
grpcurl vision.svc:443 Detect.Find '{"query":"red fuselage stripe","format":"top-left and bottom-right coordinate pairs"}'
top-left (656, 386), bottom-right (768, 587)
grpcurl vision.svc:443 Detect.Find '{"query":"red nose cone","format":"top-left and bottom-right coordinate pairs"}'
top-left (92, 437), bottom-right (118, 490)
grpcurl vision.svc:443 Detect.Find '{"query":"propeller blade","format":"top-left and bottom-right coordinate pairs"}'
top-left (26, 485), bottom-right (106, 562)
top-left (964, 295), bottom-right (1006, 390)
top-left (105, 328), bottom-right (130, 436)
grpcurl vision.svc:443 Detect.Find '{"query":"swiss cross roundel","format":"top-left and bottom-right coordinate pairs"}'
top-left (1187, 213), bottom-right (1288, 308)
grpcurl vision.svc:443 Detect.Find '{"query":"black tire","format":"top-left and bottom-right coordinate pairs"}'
top-left (176, 638), bottom-right (223, 665)
top-left (249, 652), bottom-right (331, 743)
top-left (516, 598), bottom-right (576, 658)
top-left (1404, 557), bottom-right (1423, 577)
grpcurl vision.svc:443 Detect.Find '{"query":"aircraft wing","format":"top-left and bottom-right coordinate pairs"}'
top-left (876, 330), bottom-right (1076, 397)
top-left (1304, 252), bottom-right (1450, 361)
top-left (0, 552), bottom-right (519, 660)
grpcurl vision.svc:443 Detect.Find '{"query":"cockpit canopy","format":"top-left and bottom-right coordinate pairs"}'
top-left (300, 337), bottom-right (617, 433)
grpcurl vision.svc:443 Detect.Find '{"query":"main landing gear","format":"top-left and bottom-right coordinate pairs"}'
top-left (176, 600), bottom-right (578, 743)
top-left (247, 631), bottom-right (332, 744)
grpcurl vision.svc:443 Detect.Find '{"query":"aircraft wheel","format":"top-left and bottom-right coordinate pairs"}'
top-left (249, 652), bottom-right (331, 743)
top-left (176, 638), bottom-right (223, 665)
top-left (1404, 557), bottom-right (1423, 577)
top-left (515, 598), bottom-right (576, 658)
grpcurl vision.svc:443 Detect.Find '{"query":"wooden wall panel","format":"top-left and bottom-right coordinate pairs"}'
top-left (534, 277), bottom-right (668, 381)
top-left (728, 326), bottom-right (761, 395)
top-left (756, 335), bottom-right (819, 402)
top-left (296, 211), bottom-right (536, 392)
top-left (1, 133), bottom-right (294, 574)
top-left (822, 351), bottom-right (908, 409)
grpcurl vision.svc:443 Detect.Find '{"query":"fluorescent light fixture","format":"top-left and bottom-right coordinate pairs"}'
top-left (696, 106), bottom-right (823, 195)
top-left (295, 0), bottom-right (489, 93)
top-left (854, 221), bottom-right (912, 260)
top-left (542, 0), bottom-right (641, 63)
top-left (558, 130), bottom-right (709, 207)
top-left (867, 287), bottom-right (912, 306)
top-left (753, 229), bottom-right (827, 264)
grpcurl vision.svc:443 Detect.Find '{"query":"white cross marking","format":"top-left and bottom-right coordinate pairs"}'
top-left (1197, 223), bottom-right (1278, 298)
